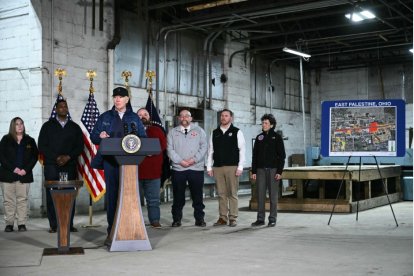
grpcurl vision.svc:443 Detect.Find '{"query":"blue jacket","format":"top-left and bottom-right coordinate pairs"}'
top-left (91, 106), bottom-right (146, 145)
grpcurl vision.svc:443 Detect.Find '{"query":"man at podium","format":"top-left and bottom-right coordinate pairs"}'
top-left (90, 87), bottom-right (146, 239)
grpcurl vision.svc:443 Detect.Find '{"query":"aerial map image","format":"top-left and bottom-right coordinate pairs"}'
top-left (330, 106), bottom-right (396, 154)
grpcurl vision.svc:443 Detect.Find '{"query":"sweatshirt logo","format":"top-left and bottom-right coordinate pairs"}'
top-left (258, 135), bottom-right (264, 141)
top-left (228, 133), bottom-right (233, 137)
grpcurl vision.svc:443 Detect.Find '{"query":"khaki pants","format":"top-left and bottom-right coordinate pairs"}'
top-left (1, 181), bottom-right (30, 226)
top-left (213, 166), bottom-right (239, 221)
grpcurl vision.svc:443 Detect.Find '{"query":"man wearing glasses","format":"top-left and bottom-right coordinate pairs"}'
top-left (167, 109), bottom-right (207, 227)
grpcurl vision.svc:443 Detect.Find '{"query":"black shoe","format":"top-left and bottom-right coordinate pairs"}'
top-left (70, 227), bottom-right (78, 232)
top-left (18, 225), bottom-right (27, 232)
top-left (251, 220), bottom-right (265, 227)
top-left (195, 220), bottom-right (206, 227)
top-left (171, 221), bottom-right (182, 227)
top-left (268, 221), bottom-right (276, 227)
top-left (48, 228), bottom-right (57, 233)
top-left (4, 225), bottom-right (13, 232)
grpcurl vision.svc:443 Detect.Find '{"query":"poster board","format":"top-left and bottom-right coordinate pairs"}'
top-left (321, 99), bottom-right (405, 157)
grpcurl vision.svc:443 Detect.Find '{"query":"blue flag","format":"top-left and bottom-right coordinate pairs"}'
top-left (49, 93), bottom-right (72, 120)
top-left (145, 91), bottom-right (164, 130)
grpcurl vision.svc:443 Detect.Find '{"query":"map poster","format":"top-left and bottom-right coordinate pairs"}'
top-left (321, 99), bottom-right (406, 157)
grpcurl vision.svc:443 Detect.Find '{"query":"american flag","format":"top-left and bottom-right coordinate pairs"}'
top-left (77, 93), bottom-right (106, 202)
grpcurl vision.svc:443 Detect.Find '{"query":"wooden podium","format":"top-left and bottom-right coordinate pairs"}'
top-left (43, 180), bottom-right (83, 255)
top-left (99, 137), bottom-right (161, 252)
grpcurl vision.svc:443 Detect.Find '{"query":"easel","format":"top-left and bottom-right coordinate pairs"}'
top-left (328, 155), bottom-right (399, 226)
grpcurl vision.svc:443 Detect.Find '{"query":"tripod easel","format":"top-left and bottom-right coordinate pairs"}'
top-left (328, 155), bottom-right (398, 226)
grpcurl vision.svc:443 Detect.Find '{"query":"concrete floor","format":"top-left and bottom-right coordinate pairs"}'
top-left (0, 196), bottom-right (412, 276)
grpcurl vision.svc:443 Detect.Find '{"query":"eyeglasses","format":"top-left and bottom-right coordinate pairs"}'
top-left (179, 114), bottom-right (191, 118)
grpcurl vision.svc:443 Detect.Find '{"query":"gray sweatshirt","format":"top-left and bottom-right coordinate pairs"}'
top-left (167, 124), bottom-right (207, 171)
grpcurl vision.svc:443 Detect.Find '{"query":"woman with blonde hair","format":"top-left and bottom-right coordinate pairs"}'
top-left (0, 117), bottom-right (38, 232)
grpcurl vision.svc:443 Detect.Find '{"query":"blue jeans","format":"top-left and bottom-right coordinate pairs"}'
top-left (139, 179), bottom-right (161, 223)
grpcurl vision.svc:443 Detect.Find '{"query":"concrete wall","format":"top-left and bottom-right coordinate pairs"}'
top-left (0, 0), bottom-right (43, 216)
top-left (0, 0), bottom-right (114, 216)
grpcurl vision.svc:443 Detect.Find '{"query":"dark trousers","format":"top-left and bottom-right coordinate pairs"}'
top-left (103, 160), bottom-right (119, 235)
top-left (44, 165), bottom-right (76, 229)
top-left (171, 170), bottom-right (205, 222)
top-left (256, 168), bottom-right (279, 223)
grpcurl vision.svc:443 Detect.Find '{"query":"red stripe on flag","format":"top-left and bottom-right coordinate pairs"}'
top-left (78, 130), bottom-right (106, 202)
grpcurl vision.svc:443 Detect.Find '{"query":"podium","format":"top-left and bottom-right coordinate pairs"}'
top-left (43, 180), bottom-right (83, 255)
top-left (99, 137), bottom-right (161, 251)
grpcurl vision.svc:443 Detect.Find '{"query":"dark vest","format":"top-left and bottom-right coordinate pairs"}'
top-left (212, 124), bottom-right (239, 167)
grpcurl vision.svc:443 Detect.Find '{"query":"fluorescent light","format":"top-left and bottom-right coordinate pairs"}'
top-left (345, 10), bottom-right (376, 22)
top-left (283, 47), bottom-right (311, 58)
top-left (345, 13), bottom-right (363, 22)
top-left (360, 10), bottom-right (375, 19)
top-left (410, 49), bottom-right (413, 53)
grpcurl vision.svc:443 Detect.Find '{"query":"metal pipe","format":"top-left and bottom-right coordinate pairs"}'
top-left (163, 30), bottom-right (173, 117)
top-left (208, 31), bottom-right (223, 108)
top-left (401, 68), bottom-right (406, 100)
top-left (299, 56), bottom-right (307, 164)
top-left (377, 0), bottom-right (412, 23)
top-left (50, 0), bottom-right (54, 107)
top-left (203, 32), bottom-right (217, 110)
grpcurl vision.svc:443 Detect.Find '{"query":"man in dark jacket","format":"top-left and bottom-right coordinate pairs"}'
top-left (90, 87), bottom-right (146, 239)
top-left (251, 114), bottom-right (286, 227)
top-left (38, 99), bottom-right (84, 233)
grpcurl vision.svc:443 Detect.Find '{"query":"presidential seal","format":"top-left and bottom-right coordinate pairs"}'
top-left (121, 134), bottom-right (141, 154)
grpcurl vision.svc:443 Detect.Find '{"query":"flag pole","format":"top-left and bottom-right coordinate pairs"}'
top-left (82, 70), bottom-right (101, 228)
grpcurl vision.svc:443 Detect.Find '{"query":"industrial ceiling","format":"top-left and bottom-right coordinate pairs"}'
top-left (122, 0), bottom-right (413, 70)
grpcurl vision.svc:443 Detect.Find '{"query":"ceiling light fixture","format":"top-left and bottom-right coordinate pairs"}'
top-left (283, 47), bottom-right (311, 58)
top-left (345, 10), bottom-right (376, 22)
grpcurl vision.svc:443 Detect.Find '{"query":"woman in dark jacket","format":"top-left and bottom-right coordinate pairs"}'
top-left (0, 117), bottom-right (38, 232)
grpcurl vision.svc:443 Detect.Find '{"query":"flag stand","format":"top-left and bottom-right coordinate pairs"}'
top-left (79, 70), bottom-right (104, 228)
top-left (82, 195), bottom-right (101, 228)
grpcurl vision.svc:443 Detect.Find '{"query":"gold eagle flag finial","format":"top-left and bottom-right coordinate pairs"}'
top-left (121, 70), bottom-right (132, 98)
top-left (145, 70), bottom-right (156, 93)
top-left (86, 70), bottom-right (97, 94)
top-left (54, 68), bottom-right (67, 95)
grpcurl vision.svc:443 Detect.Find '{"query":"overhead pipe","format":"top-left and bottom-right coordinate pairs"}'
top-left (377, 0), bottom-right (412, 23)
top-left (208, 30), bottom-right (226, 109)
top-left (107, 0), bottom-right (121, 109)
top-left (203, 32), bottom-right (218, 110)
top-left (170, 0), bottom-right (350, 26)
top-left (155, 24), bottom-right (209, 116)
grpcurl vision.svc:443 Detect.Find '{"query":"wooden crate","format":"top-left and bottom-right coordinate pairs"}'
top-left (249, 165), bottom-right (401, 213)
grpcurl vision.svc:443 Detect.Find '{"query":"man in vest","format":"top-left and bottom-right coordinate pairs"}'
top-left (207, 109), bottom-right (246, 227)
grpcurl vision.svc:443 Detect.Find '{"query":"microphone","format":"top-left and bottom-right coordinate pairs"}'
top-left (130, 123), bottom-right (138, 136)
top-left (123, 123), bottom-right (129, 136)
